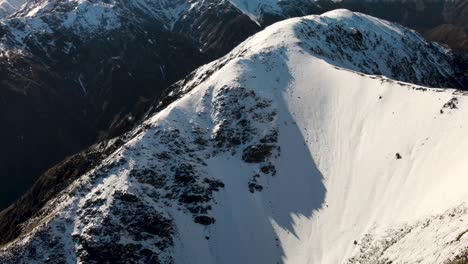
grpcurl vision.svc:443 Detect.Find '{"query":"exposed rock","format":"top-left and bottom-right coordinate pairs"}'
top-left (242, 144), bottom-right (275, 163)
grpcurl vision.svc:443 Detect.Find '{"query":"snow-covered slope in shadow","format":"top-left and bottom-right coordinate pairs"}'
top-left (0, 0), bottom-right (23, 18)
top-left (0, 9), bottom-right (467, 264)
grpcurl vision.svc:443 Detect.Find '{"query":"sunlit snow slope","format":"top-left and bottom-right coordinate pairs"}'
top-left (1, 9), bottom-right (467, 264)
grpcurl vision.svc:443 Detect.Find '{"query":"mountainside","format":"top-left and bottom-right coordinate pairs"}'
top-left (345, 0), bottom-right (468, 54)
top-left (1, 10), bottom-right (467, 264)
top-left (2, 0), bottom-right (468, 211)
top-left (0, 0), bottom-right (259, 209)
top-left (227, 0), bottom-right (468, 54)
top-left (423, 0), bottom-right (468, 54)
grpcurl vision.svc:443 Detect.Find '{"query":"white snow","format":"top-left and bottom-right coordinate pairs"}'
top-left (1, 9), bottom-right (467, 264)
top-left (165, 10), bottom-right (468, 263)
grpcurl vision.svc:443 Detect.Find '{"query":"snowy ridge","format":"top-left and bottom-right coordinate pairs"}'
top-left (0, 0), bottom-right (279, 24)
top-left (1, 9), bottom-right (468, 264)
top-left (0, 0), bottom-right (193, 52)
top-left (0, 0), bottom-right (247, 57)
top-left (162, 8), bottom-right (464, 99)
top-left (293, 9), bottom-right (462, 88)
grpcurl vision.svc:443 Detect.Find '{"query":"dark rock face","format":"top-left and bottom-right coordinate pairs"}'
top-left (76, 191), bottom-right (174, 264)
top-left (0, 21), bottom-right (204, 209)
top-left (0, 53), bottom-right (94, 210)
top-left (0, 81), bottom-right (281, 262)
top-left (443, 97), bottom-right (460, 110)
top-left (194, 215), bottom-right (216, 225)
top-left (0, 136), bottom-right (125, 246)
top-left (174, 0), bottom-right (260, 59)
top-left (0, 0), bottom-right (256, 210)
top-left (242, 144), bottom-right (275, 163)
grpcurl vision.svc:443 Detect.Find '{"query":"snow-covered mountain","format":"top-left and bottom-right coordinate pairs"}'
top-left (1, 0), bottom-right (467, 53)
top-left (0, 0), bottom-right (269, 210)
top-left (1, 10), bottom-right (467, 263)
top-left (0, 0), bottom-right (240, 209)
top-left (2, 0), bottom-right (468, 212)
top-left (227, 0), bottom-right (468, 53)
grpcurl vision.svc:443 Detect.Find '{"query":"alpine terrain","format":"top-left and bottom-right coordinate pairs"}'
top-left (1, 0), bottom-right (468, 211)
top-left (0, 0), bottom-right (258, 209)
top-left (227, 0), bottom-right (468, 53)
top-left (0, 9), bottom-right (467, 264)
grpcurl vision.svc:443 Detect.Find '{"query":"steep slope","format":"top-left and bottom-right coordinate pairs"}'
top-left (2, 0), bottom-right (468, 211)
top-left (0, 0), bottom-right (270, 211)
top-left (1, 10), bottom-right (467, 264)
top-left (226, 0), bottom-right (468, 54)
top-left (0, 0), bottom-right (261, 209)
top-left (172, 0), bottom-right (260, 58)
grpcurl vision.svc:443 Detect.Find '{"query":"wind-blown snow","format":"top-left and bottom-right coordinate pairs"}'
top-left (0, 9), bottom-right (467, 264)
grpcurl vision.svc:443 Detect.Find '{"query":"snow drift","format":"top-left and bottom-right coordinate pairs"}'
top-left (0, 9), bottom-right (467, 264)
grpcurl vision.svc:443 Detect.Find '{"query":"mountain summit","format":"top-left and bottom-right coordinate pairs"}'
top-left (1, 9), bottom-right (467, 264)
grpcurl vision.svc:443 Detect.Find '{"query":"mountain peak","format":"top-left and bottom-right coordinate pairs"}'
top-left (1, 11), bottom-right (467, 264)
top-left (321, 8), bottom-right (355, 18)
top-left (227, 9), bottom-right (465, 88)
